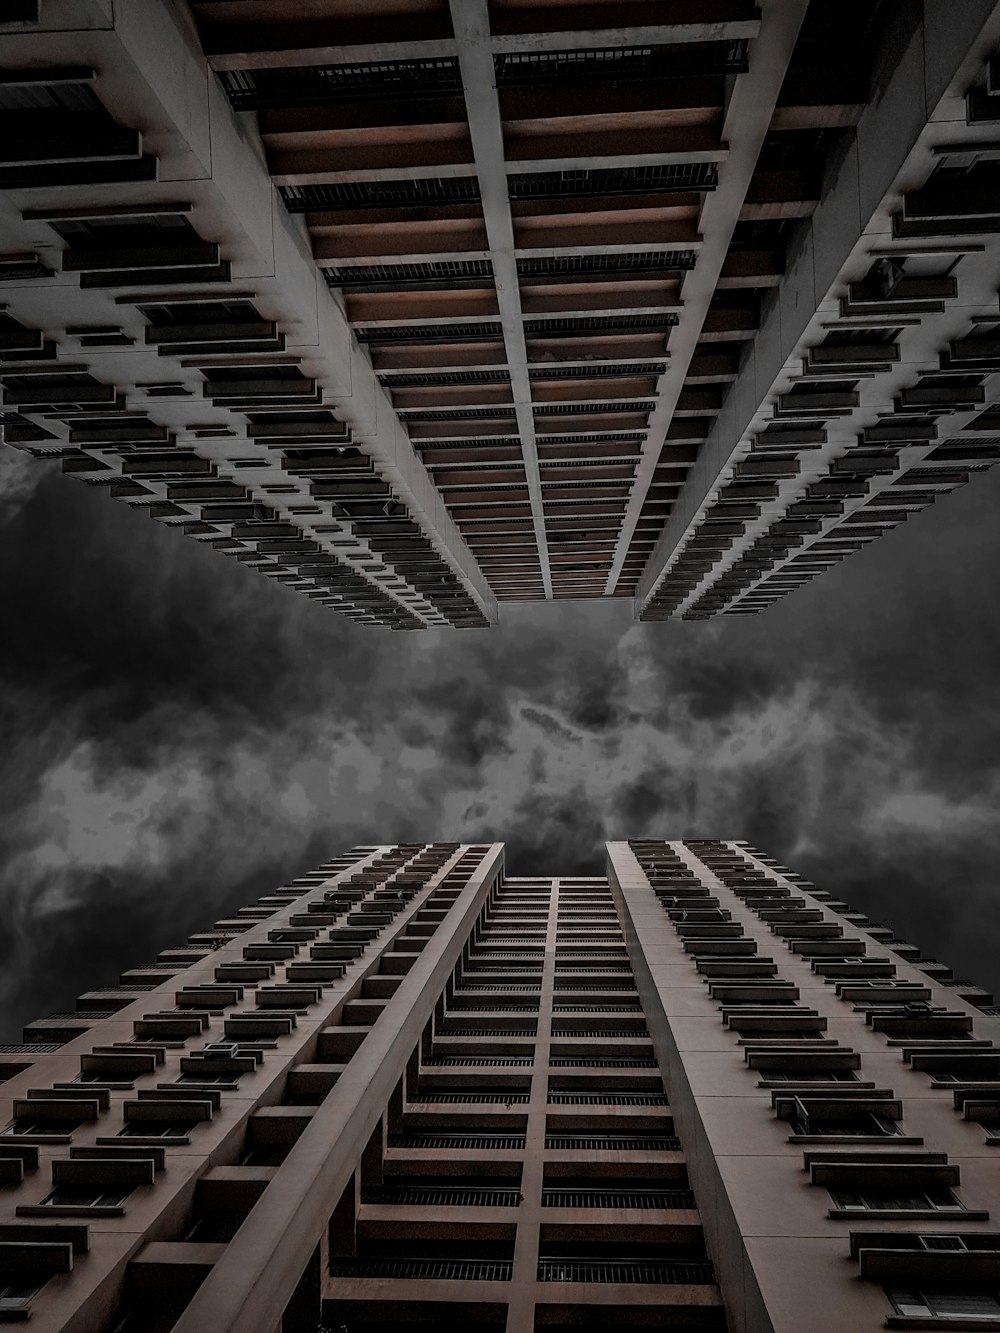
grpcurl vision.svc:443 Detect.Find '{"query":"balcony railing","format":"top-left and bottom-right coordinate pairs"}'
top-left (388, 1132), bottom-right (527, 1149)
top-left (552, 1028), bottom-right (649, 1038)
top-left (541, 1188), bottom-right (696, 1209)
top-left (549, 1056), bottom-right (657, 1068)
top-left (552, 1003), bottom-right (643, 1012)
top-left (547, 1091), bottom-right (668, 1105)
top-left (329, 1257), bottom-right (513, 1281)
top-left (414, 1092), bottom-right (531, 1104)
top-left (544, 1133), bottom-right (680, 1151)
top-left (436, 1028), bottom-right (537, 1037)
top-left (537, 1258), bottom-right (715, 1284)
top-left (424, 1056), bottom-right (534, 1067)
top-left (362, 1186), bottom-right (520, 1207)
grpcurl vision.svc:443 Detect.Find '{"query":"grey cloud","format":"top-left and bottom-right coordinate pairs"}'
top-left (3, 457), bottom-right (1000, 1036)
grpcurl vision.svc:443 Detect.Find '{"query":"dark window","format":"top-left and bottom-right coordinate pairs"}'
top-left (119, 1121), bottom-right (196, 1139)
top-left (43, 1185), bottom-right (130, 1208)
top-left (887, 1285), bottom-right (1000, 1319)
top-left (51, 214), bottom-right (196, 250)
top-left (832, 1185), bottom-right (963, 1212)
top-left (176, 1072), bottom-right (239, 1086)
top-left (792, 1109), bottom-right (899, 1137)
top-left (766, 1070), bottom-right (857, 1083)
top-left (2, 1115), bottom-right (87, 1135)
top-left (0, 1279), bottom-right (44, 1316)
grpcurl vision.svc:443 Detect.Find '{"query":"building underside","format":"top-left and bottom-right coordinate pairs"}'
top-left (2, 1), bottom-right (1000, 625)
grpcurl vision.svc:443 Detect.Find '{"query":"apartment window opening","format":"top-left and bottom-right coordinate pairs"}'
top-left (886, 1285), bottom-right (1000, 1320)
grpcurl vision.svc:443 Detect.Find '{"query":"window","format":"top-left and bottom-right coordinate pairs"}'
top-left (119, 1121), bottom-right (197, 1139)
top-left (792, 1109), bottom-right (899, 1137)
top-left (0, 1279), bottom-right (44, 1317)
top-left (886, 1285), bottom-right (1000, 1319)
top-left (51, 214), bottom-right (197, 251)
top-left (2, 1115), bottom-right (87, 1136)
top-left (175, 1072), bottom-right (239, 1086)
top-left (766, 1070), bottom-right (857, 1083)
top-left (832, 1185), bottom-right (963, 1212)
top-left (42, 1185), bottom-right (131, 1208)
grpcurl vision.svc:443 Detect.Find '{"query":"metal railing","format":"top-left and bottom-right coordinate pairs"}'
top-left (455, 984), bottom-right (541, 992)
top-left (388, 1133), bottom-right (526, 1150)
top-left (552, 1028), bottom-right (649, 1038)
top-left (549, 1056), bottom-right (656, 1068)
top-left (553, 981), bottom-right (637, 991)
top-left (424, 1056), bottom-right (534, 1067)
top-left (329, 1257), bottom-right (513, 1281)
top-left (436, 1029), bottom-right (537, 1038)
top-left (414, 1092), bottom-right (530, 1104)
top-left (547, 1091), bottom-right (668, 1106)
top-left (544, 1134), bottom-right (680, 1151)
top-left (537, 1257), bottom-right (715, 1284)
top-left (41, 1012), bottom-right (115, 1021)
top-left (362, 1186), bottom-right (520, 1207)
top-left (542, 1188), bottom-right (696, 1210)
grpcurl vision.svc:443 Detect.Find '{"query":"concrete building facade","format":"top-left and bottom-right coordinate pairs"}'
top-left (4, 1), bottom-right (1000, 625)
top-left (2, 838), bottom-right (1000, 1331)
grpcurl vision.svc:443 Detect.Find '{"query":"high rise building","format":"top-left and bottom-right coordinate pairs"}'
top-left (4, 2), bottom-right (1000, 625)
top-left (2, 838), bottom-right (999, 1332)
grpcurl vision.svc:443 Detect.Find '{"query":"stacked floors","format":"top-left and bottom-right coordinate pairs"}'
top-left (610, 840), bottom-right (1000, 1331)
top-left (0, 850), bottom-right (723, 1333)
top-left (3, 840), bottom-right (1000, 1330)
top-left (324, 875), bottom-right (723, 1332)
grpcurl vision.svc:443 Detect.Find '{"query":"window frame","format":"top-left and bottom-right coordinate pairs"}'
top-left (886, 1283), bottom-right (1000, 1320)
top-left (42, 1184), bottom-right (132, 1209)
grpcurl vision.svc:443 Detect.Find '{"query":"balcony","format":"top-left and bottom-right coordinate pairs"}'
top-left (543, 1131), bottom-right (680, 1154)
top-left (330, 1256), bottom-right (513, 1280)
top-left (536, 1257), bottom-right (714, 1284)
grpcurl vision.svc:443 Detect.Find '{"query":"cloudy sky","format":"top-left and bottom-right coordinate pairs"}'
top-left (2, 441), bottom-right (999, 1039)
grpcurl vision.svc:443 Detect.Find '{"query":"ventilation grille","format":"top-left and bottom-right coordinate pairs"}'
top-left (509, 163), bottom-right (718, 200)
top-left (539, 456), bottom-right (637, 469)
top-left (494, 40), bottom-right (749, 86)
top-left (382, 369), bottom-right (512, 387)
top-left (414, 436), bottom-right (521, 450)
top-left (517, 250), bottom-right (697, 280)
top-left (539, 432), bottom-right (646, 444)
top-left (430, 460), bottom-right (527, 472)
top-left (446, 501), bottom-right (532, 511)
top-left (535, 400), bottom-right (655, 415)
top-left (529, 362), bottom-right (666, 379)
top-left (355, 320), bottom-right (503, 343)
top-left (327, 259), bottom-right (494, 288)
top-left (280, 176), bottom-right (481, 213)
top-left (399, 406), bottom-right (518, 421)
top-left (904, 466), bottom-right (980, 478)
top-left (525, 314), bottom-right (679, 335)
top-left (219, 58), bottom-right (463, 110)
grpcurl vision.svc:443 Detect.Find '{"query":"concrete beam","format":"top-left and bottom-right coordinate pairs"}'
top-left (604, 0), bottom-right (809, 594)
top-left (448, 0), bottom-right (552, 597)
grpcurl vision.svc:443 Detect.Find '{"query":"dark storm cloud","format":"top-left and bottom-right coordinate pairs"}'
top-left (3, 441), bottom-right (1000, 1037)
